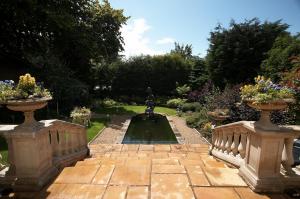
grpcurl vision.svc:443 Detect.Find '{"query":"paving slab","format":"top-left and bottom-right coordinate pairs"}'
top-left (154, 145), bottom-right (171, 152)
top-left (92, 165), bottom-right (115, 185)
top-left (193, 187), bottom-right (240, 199)
top-left (151, 174), bottom-right (195, 199)
top-left (103, 186), bottom-right (127, 199)
top-left (185, 165), bottom-right (210, 186)
top-left (152, 164), bottom-right (186, 174)
top-left (152, 158), bottom-right (179, 165)
top-left (61, 184), bottom-right (106, 199)
top-left (54, 165), bottom-right (99, 184)
top-left (203, 167), bottom-right (247, 186)
top-left (127, 186), bottom-right (149, 199)
top-left (110, 164), bottom-right (151, 185)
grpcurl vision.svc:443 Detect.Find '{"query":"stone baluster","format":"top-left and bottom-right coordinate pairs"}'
top-left (211, 130), bottom-right (216, 149)
top-left (282, 137), bottom-right (295, 174)
top-left (221, 130), bottom-right (227, 151)
top-left (225, 130), bottom-right (233, 154)
top-left (76, 133), bottom-right (80, 151)
top-left (231, 130), bottom-right (240, 156)
top-left (213, 130), bottom-right (218, 149)
top-left (212, 130), bottom-right (218, 149)
top-left (56, 130), bottom-right (63, 157)
top-left (238, 130), bottom-right (247, 158)
top-left (61, 131), bottom-right (67, 156)
top-left (81, 128), bottom-right (87, 149)
top-left (217, 130), bottom-right (223, 150)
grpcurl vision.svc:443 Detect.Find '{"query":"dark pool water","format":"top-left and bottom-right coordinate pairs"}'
top-left (122, 114), bottom-right (178, 144)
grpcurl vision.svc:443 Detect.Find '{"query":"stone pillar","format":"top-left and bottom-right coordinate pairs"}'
top-left (239, 128), bottom-right (294, 193)
top-left (5, 124), bottom-right (58, 192)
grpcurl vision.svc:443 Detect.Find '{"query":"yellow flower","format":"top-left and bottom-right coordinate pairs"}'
top-left (17, 73), bottom-right (36, 92)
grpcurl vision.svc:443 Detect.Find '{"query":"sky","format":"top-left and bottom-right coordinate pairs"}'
top-left (109, 0), bottom-right (300, 58)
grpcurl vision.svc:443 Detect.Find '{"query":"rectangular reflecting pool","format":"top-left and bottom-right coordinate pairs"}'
top-left (122, 114), bottom-right (178, 144)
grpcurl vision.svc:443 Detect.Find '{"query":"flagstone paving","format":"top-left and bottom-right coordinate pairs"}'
top-left (37, 144), bottom-right (293, 199)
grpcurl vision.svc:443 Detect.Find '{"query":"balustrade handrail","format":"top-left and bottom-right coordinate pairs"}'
top-left (212, 121), bottom-right (300, 170)
top-left (211, 121), bottom-right (250, 167)
top-left (41, 119), bottom-right (86, 132)
top-left (0, 119), bottom-right (88, 181)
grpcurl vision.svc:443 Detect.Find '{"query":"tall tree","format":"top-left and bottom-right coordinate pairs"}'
top-left (206, 18), bottom-right (288, 87)
top-left (170, 42), bottom-right (193, 59)
top-left (261, 34), bottom-right (300, 81)
top-left (188, 57), bottom-right (208, 89)
top-left (0, 0), bottom-right (128, 113)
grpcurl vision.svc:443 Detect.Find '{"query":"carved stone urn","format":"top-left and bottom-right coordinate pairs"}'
top-left (246, 99), bottom-right (294, 131)
top-left (6, 97), bottom-right (52, 129)
top-left (207, 109), bottom-right (230, 126)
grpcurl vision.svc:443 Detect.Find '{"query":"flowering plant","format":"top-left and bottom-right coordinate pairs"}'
top-left (0, 74), bottom-right (51, 102)
top-left (70, 107), bottom-right (91, 126)
top-left (240, 75), bottom-right (294, 104)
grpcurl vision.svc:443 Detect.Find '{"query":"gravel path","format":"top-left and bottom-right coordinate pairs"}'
top-left (168, 116), bottom-right (208, 144)
top-left (90, 115), bottom-right (208, 145)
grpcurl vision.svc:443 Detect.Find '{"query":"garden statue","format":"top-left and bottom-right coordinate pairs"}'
top-left (145, 87), bottom-right (155, 118)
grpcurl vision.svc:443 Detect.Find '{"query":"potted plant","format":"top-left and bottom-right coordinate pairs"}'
top-left (240, 75), bottom-right (295, 131)
top-left (0, 74), bottom-right (52, 128)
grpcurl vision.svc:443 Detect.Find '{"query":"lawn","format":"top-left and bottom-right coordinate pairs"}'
top-left (94, 105), bottom-right (177, 116)
top-left (87, 118), bottom-right (107, 142)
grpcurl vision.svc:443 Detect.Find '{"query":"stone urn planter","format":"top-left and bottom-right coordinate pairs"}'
top-left (6, 97), bottom-right (52, 128)
top-left (207, 109), bottom-right (230, 126)
top-left (246, 99), bottom-right (294, 131)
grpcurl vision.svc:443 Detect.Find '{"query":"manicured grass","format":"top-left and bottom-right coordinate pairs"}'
top-left (95, 105), bottom-right (177, 116)
top-left (87, 118), bottom-right (107, 142)
top-left (122, 114), bottom-right (177, 144)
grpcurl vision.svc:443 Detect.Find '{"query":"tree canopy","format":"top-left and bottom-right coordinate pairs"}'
top-left (206, 18), bottom-right (289, 87)
top-left (0, 0), bottom-right (128, 112)
top-left (261, 34), bottom-right (300, 81)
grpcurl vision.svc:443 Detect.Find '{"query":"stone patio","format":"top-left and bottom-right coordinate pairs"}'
top-left (35, 144), bottom-right (293, 199)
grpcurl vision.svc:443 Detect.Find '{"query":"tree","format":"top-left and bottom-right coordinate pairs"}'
top-left (0, 0), bottom-right (128, 114)
top-left (206, 18), bottom-right (289, 87)
top-left (261, 34), bottom-right (300, 81)
top-left (170, 42), bottom-right (193, 59)
top-left (188, 57), bottom-right (208, 89)
top-left (109, 54), bottom-right (193, 97)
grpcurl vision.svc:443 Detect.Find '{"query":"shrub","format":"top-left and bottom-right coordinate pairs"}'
top-left (166, 98), bottom-right (187, 108)
top-left (181, 102), bottom-right (201, 112)
top-left (201, 122), bottom-right (213, 140)
top-left (103, 98), bottom-right (117, 107)
top-left (176, 84), bottom-right (191, 97)
top-left (70, 107), bottom-right (91, 126)
top-left (185, 108), bottom-right (209, 128)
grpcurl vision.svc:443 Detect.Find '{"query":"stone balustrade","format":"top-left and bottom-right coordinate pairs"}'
top-left (211, 122), bottom-right (248, 167)
top-left (0, 119), bottom-right (88, 192)
top-left (46, 120), bottom-right (88, 168)
top-left (211, 121), bottom-right (300, 193)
